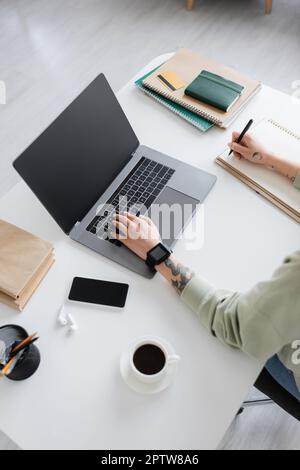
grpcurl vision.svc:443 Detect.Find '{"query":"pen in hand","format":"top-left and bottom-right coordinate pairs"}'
top-left (228, 119), bottom-right (254, 156)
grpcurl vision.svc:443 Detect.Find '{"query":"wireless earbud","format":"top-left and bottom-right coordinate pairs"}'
top-left (57, 304), bottom-right (78, 332)
top-left (66, 312), bottom-right (78, 333)
top-left (57, 305), bottom-right (68, 326)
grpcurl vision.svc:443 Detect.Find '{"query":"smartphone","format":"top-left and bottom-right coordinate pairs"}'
top-left (68, 277), bottom-right (129, 308)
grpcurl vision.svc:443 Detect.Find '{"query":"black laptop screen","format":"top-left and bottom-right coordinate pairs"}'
top-left (13, 74), bottom-right (139, 234)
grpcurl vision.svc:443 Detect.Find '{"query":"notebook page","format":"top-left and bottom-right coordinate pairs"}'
top-left (219, 119), bottom-right (300, 213)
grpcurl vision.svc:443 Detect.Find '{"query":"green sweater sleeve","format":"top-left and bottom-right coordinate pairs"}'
top-left (181, 252), bottom-right (300, 361)
top-left (294, 171), bottom-right (300, 190)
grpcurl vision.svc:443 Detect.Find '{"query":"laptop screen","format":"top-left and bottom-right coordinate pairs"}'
top-left (13, 74), bottom-right (139, 234)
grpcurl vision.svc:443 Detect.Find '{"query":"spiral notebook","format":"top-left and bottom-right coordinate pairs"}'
top-left (135, 66), bottom-right (213, 132)
top-left (143, 49), bottom-right (261, 129)
top-left (216, 119), bottom-right (300, 223)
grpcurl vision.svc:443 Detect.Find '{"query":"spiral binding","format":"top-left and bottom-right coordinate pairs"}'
top-left (139, 86), bottom-right (211, 131)
top-left (144, 82), bottom-right (221, 126)
top-left (268, 119), bottom-right (300, 141)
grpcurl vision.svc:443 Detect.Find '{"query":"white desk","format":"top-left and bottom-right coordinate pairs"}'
top-left (0, 55), bottom-right (299, 450)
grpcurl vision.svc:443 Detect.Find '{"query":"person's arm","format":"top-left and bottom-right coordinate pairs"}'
top-left (229, 131), bottom-right (300, 188)
top-left (112, 212), bottom-right (195, 294)
top-left (265, 153), bottom-right (300, 186)
top-left (112, 213), bottom-right (300, 360)
top-left (180, 252), bottom-right (300, 359)
top-left (155, 255), bottom-right (195, 294)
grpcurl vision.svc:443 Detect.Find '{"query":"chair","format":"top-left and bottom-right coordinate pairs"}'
top-left (186, 0), bottom-right (273, 14)
top-left (238, 368), bottom-right (300, 421)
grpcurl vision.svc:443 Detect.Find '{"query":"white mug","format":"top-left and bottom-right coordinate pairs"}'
top-left (129, 337), bottom-right (180, 384)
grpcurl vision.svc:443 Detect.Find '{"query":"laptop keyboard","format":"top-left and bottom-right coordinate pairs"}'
top-left (86, 157), bottom-right (175, 244)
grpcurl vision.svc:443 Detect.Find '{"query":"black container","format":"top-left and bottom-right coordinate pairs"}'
top-left (0, 325), bottom-right (40, 381)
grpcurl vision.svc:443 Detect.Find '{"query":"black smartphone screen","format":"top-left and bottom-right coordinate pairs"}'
top-left (68, 277), bottom-right (129, 308)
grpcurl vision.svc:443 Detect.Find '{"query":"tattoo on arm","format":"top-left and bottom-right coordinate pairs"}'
top-left (164, 258), bottom-right (195, 295)
top-left (252, 151), bottom-right (263, 162)
top-left (284, 174), bottom-right (296, 183)
top-left (267, 163), bottom-right (296, 183)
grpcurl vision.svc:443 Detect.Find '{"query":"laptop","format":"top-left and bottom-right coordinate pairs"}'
top-left (13, 74), bottom-right (216, 278)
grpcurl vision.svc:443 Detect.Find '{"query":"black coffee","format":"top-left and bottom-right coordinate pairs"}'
top-left (133, 344), bottom-right (166, 375)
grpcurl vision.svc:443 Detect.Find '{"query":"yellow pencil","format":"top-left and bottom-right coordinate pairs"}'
top-left (0, 356), bottom-right (16, 378)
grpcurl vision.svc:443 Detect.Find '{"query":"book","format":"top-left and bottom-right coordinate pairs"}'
top-left (0, 220), bottom-right (55, 310)
top-left (216, 119), bottom-right (300, 223)
top-left (185, 70), bottom-right (244, 112)
top-left (0, 252), bottom-right (54, 311)
top-left (143, 49), bottom-right (261, 129)
top-left (135, 66), bottom-right (214, 132)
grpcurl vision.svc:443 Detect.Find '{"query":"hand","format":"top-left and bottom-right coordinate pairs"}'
top-left (229, 131), bottom-right (300, 183)
top-left (228, 132), bottom-right (269, 165)
top-left (112, 212), bottom-right (161, 261)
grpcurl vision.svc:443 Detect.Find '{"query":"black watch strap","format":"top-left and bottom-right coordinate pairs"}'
top-left (146, 242), bottom-right (172, 269)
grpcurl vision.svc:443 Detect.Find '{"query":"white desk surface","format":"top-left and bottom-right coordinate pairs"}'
top-left (0, 55), bottom-right (299, 450)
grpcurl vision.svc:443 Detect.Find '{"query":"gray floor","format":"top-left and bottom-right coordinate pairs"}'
top-left (0, 0), bottom-right (299, 450)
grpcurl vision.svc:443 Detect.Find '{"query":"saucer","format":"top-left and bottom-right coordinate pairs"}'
top-left (120, 338), bottom-right (178, 394)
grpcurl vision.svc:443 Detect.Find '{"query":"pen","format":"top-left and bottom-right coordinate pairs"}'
top-left (0, 355), bottom-right (17, 378)
top-left (229, 119), bottom-right (254, 156)
top-left (9, 337), bottom-right (39, 359)
top-left (0, 351), bottom-right (23, 378)
top-left (11, 332), bottom-right (38, 355)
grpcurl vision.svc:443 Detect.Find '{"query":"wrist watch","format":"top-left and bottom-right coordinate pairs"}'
top-left (146, 242), bottom-right (172, 269)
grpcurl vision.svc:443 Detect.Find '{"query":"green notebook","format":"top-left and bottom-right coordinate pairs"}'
top-left (135, 67), bottom-right (213, 132)
top-left (185, 70), bottom-right (244, 112)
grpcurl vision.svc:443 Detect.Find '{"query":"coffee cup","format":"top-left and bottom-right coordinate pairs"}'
top-left (129, 337), bottom-right (180, 384)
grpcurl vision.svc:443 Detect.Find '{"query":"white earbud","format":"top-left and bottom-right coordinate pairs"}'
top-left (57, 305), bottom-right (68, 326)
top-left (66, 312), bottom-right (78, 333)
top-left (57, 304), bottom-right (78, 332)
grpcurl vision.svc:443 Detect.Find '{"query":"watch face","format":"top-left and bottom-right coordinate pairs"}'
top-left (150, 244), bottom-right (169, 262)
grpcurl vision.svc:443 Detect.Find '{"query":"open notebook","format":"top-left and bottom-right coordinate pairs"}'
top-left (216, 119), bottom-right (300, 223)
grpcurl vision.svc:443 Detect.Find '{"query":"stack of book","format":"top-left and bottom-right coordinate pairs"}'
top-left (135, 48), bottom-right (261, 132)
top-left (0, 220), bottom-right (55, 310)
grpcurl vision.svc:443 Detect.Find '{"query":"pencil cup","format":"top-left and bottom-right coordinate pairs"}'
top-left (0, 325), bottom-right (41, 381)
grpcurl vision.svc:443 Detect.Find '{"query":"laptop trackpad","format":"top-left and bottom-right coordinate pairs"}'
top-left (148, 187), bottom-right (199, 245)
top-left (168, 166), bottom-right (217, 203)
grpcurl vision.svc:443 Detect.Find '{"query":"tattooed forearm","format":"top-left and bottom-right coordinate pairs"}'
top-left (252, 151), bottom-right (263, 162)
top-left (264, 153), bottom-right (300, 184)
top-left (164, 258), bottom-right (195, 295)
top-left (164, 257), bottom-right (181, 276)
top-left (270, 166), bottom-right (296, 183)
